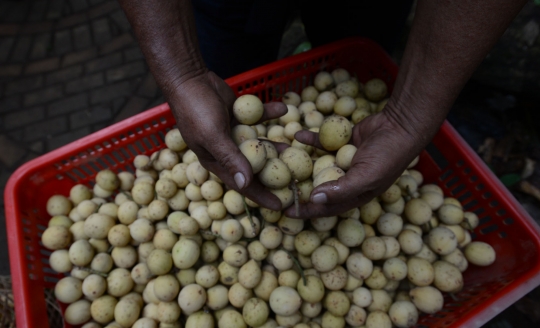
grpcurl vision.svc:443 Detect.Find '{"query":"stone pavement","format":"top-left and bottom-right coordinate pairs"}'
top-left (0, 0), bottom-right (307, 276)
top-left (0, 0), bottom-right (165, 275)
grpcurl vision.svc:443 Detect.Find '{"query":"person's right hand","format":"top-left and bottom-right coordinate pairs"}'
top-left (168, 71), bottom-right (288, 211)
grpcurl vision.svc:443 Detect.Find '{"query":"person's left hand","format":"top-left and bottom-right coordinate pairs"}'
top-left (283, 106), bottom-right (426, 219)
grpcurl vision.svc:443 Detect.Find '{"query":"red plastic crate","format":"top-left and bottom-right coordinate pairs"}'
top-left (5, 37), bottom-right (540, 328)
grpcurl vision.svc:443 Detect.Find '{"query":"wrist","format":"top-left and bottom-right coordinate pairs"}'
top-left (119, 0), bottom-right (208, 102)
top-left (381, 96), bottom-right (444, 153)
top-left (383, 45), bottom-right (455, 148)
top-left (160, 59), bottom-right (208, 100)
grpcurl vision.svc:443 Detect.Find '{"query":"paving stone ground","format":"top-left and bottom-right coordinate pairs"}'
top-left (0, 0), bottom-right (164, 275)
top-left (0, 0), bottom-right (304, 278)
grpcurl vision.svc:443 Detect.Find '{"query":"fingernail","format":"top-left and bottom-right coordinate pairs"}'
top-left (312, 193), bottom-right (327, 204)
top-left (234, 172), bottom-right (246, 189)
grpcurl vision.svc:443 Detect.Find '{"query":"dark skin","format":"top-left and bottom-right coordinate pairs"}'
top-left (119, 0), bottom-right (527, 219)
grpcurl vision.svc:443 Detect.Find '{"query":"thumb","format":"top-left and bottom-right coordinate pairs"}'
top-left (294, 130), bottom-right (324, 150)
top-left (207, 136), bottom-right (253, 190)
top-left (310, 161), bottom-right (384, 206)
top-left (310, 174), bottom-right (371, 206)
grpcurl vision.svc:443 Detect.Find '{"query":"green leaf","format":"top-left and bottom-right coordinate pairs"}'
top-left (293, 42), bottom-right (312, 55)
top-left (500, 173), bottom-right (521, 187)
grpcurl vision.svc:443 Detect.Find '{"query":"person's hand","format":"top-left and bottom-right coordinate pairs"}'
top-left (284, 105), bottom-right (427, 219)
top-left (168, 71), bottom-right (288, 210)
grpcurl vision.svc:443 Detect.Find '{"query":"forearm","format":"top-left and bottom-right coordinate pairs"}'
top-left (387, 0), bottom-right (527, 144)
top-left (117, 0), bottom-right (206, 98)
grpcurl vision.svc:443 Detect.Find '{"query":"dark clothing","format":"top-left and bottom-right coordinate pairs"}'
top-left (192, 0), bottom-right (414, 79)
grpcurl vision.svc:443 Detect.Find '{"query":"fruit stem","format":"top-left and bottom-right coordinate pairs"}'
top-left (200, 230), bottom-right (221, 238)
top-left (291, 180), bottom-right (300, 217)
top-left (286, 250), bottom-right (307, 286)
top-left (121, 191), bottom-right (134, 201)
top-left (243, 196), bottom-right (256, 229)
top-left (74, 266), bottom-right (108, 277)
top-left (141, 149), bottom-right (162, 171)
top-left (463, 218), bottom-right (474, 232)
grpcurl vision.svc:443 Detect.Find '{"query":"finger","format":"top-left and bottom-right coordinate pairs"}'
top-left (310, 167), bottom-right (376, 206)
top-left (205, 135), bottom-right (254, 191)
top-left (242, 179), bottom-right (283, 211)
top-left (229, 102), bottom-right (287, 127)
top-left (263, 139), bottom-right (290, 153)
top-left (294, 130), bottom-right (324, 150)
top-left (283, 196), bottom-right (370, 219)
top-left (202, 161), bottom-right (282, 211)
top-left (258, 102), bottom-right (288, 123)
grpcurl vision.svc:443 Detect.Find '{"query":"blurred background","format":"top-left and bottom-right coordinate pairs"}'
top-left (1, 0), bottom-right (540, 326)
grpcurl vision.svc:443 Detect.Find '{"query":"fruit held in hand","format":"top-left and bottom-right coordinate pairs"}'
top-left (233, 94), bottom-right (264, 125)
top-left (319, 114), bottom-right (352, 151)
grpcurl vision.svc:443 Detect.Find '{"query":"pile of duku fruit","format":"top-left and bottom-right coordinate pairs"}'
top-left (41, 68), bottom-right (496, 328)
